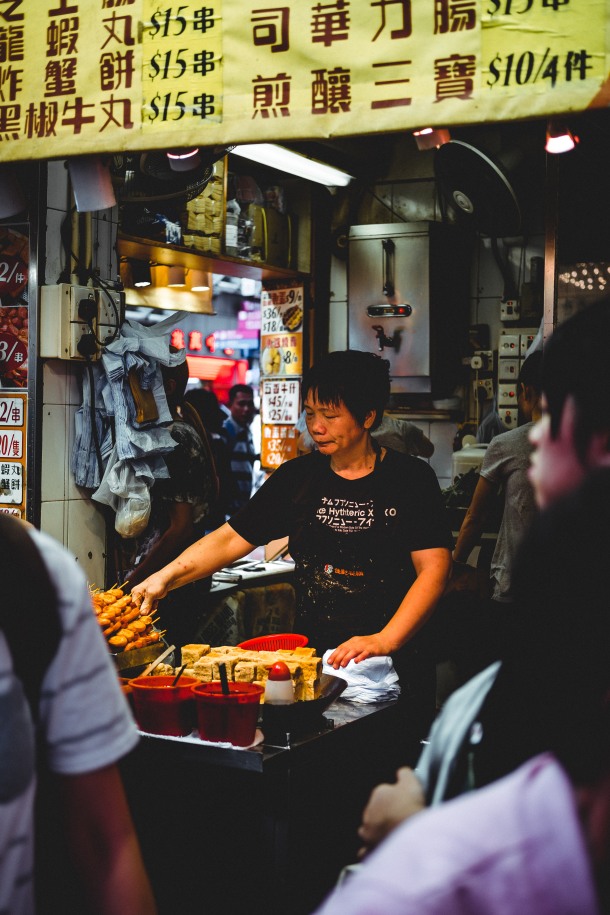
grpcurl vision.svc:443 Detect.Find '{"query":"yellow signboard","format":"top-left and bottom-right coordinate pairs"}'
top-left (260, 423), bottom-right (299, 469)
top-left (1, 0), bottom-right (609, 162)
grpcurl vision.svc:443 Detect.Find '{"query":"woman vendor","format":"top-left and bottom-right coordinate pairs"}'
top-left (132, 350), bottom-right (452, 759)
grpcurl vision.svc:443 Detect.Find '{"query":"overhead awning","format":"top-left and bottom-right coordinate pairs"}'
top-left (1, 0), bottom-right (609, 163)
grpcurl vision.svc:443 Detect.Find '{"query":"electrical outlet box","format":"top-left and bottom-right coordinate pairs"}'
top-left (40, 284), bottom-right (99, 360)
top-left (98, 288), bottom-right (125, 345)
top-left (500, 408), bottom-right (518, 430)
top-left (471, 349), bottom-right (493, 371)
top-left (498, 358), bottom-right (519, 382)
top-left (501, 298), bottom-right (520, 322)
top-left (498, 382), bottom-right (518, 406)
top-left (498, 334), bottom-right (519, 357)
top-left (520, 331), bottom-right (538, 356)
top-left (473, 378), bottom-right (494, 401)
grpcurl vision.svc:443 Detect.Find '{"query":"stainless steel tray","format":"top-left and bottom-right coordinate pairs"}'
top-left (113, 640), bottom-right (175, 678)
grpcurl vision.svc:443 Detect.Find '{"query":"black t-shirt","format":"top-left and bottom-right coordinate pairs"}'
top-left (230, 449), bottom-right (452, 654)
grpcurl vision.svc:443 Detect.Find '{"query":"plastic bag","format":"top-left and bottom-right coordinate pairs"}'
top-left (92, 446), bottom-right (152, 538)
top-left (114, 483), bottom-right (151, 538)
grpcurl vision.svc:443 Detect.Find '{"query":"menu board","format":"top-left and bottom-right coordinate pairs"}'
top-left (3, 2), bottom-right (609, 161)
top-left (260, 285), bottom-right (304, 378)
top-left (0, 393), bottom-right (26, 517)
top-left (0, 228), bottom-right (29, 391)
top-left (260, 283), bottom-right (304, 471)
top-left (260, 422), bottom-right (299, 470)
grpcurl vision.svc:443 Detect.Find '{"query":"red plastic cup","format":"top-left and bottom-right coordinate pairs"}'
top-left (130, 675), bottom-right (199, 736)
top-left (192, 682), bottom-right (263, 747)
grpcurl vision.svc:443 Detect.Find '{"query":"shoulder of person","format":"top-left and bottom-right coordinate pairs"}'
top-left (171, 418), bottom-right (203, 445)
top-left (482, 422), bottom-right (531, 462)
top-left (381, 447), bottom-right (433, 473)
top-left (274, 450), bottom-right (326, 479)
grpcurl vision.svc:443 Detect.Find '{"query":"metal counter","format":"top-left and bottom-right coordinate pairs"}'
top-left (122, 697), bottom-right (408, 915)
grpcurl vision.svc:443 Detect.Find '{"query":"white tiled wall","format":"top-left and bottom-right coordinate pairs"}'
top-left (40, 161), bottom-right (118, 585)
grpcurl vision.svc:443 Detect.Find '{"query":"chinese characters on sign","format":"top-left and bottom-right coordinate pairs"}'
top-left (0, 393), bottom-right (26, 517)
top-left (142, 1), bottom-right (224, 133)
top-left (260, 285), bottom-right (303, 377)
top-left (260, 409), bottom-right (299, 468)
top-left (261, 378), bottom-right (300, 424)
top-left (2, 1), bottom-right (607, 160)
top-left (260, 283), bottom-right (304, 470)
top-left (0, 228), bottom-right (29, 390)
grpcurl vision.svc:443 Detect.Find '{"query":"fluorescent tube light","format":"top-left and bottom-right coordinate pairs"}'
top-left (231, 144), bottom-right (353, 187)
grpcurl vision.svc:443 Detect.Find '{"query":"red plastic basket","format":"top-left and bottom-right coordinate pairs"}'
top-left (237, 633), bottom-right (309, 651)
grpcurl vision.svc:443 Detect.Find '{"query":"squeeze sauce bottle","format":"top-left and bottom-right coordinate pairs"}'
top-left (264, 661), bottom-right (295, 705)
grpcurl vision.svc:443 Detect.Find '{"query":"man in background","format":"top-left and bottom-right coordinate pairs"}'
top-left (444, 350), bottom-right (543, 675)
top-left (221, 383), bottom-right (258, 516)
top-left (373, 415), bottom-right (435, 458)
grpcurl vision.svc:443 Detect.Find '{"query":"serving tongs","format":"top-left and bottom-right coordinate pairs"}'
top-left (140, 644), bottom-right (176, 677)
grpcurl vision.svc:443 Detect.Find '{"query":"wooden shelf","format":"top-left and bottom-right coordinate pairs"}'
top-left (117, 234), bottom-right (307, 283)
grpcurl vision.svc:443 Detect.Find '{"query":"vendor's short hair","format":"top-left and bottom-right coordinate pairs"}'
top-left (543, 298), bottom-right (610, 461)
top-left (302, 350), bottom-right (390, 431)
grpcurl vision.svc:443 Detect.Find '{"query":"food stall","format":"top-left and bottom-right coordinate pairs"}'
top-left (121, 694), bottom-right (406, 915)
top-left (3, 5), bottom-right (610, 911)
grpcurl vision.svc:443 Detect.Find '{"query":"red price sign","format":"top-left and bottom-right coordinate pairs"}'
top-left (0, 254), bottom-right (28, 300)
top-left (0, 332), bottom-right (27, 373)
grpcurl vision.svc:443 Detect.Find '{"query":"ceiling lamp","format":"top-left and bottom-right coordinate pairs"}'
top-left (166, 148), bottom-right (202, 172)
top-left (231, 144), bottom-right (353, 187)
top-left (413, 127), bottom-right (451, 151)
top-left (545, 120), bottom-right (578, 154)
top-left (188, 269), bottom-right (211, 292)
top-left (167, 265), bottom-right (186, 287)
top-left (0, 165), bottom-right (26, 218)
top-left (67, 155), bottom-right (116, 212)
top-left (130, 260), bottom-right (152, 287)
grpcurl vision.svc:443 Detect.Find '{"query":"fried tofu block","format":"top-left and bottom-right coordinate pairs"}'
top-left (234, 661), bottom-right (257, 682)
top-left (294, 656), bottom-right (323, 680)
top-left (192, 658), bottom-right (216, 681)
top-left (181, 644), bottom-right (210, 665)
top-left (255, 661), bottom-right (271, 682)
top-left (293, 646), bottom-right (315, 656)
top-left (302, 677), bottom-right (321, 701)
top-left (212, 657), bottom-right (237, 679)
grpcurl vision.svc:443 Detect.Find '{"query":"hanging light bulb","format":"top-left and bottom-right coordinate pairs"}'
top-left (166, 148), bottom-right (201, 172)
top-left (167, 265), bottom-right (186, 287)
top-left (545, 120), bottom-right (578, 154)
top-left (412, 127), bottom-right (451, 151)
top-left (188, 269), bottom-right (211, 292)
top-left (130, 260), bottom-right (152, 287)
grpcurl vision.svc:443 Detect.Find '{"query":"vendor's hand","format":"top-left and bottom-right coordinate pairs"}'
top-left (444, 561), bottom-right (478, 595)
top-left (130, 573), bottom-right (169, 614)
top-left (326, 633), bottom-right (389, 668)
top-left (357, 767), bottom-right (425, 858)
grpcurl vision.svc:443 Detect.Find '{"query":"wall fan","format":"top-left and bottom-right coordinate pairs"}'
top-left (112, 146), bottom-right (232, 203)
top-left (434, 140), bottom-right (522, 239)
